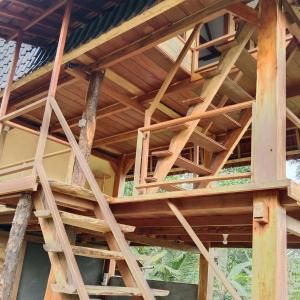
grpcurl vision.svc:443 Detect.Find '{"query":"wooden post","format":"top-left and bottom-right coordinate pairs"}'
top-left (251, 1), bottom-right (287, 299)
top-left (198, 253), bottom-right (209, 300)
top-left (252, 0), bottom-right (286, 183)
top-left (0, 32), bottom-right (22, 135)
top-left (34, 0), bottom-right (72, 166)
top-left (72, 70), bottom-right (104, 186)
top-left (0, 193), bottom-right (32, 300)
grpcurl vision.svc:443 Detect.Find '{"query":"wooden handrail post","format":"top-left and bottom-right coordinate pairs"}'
top-left (137, 25), bottom-right (201, 190)
top-left (0, 31), bottom-right (23, 135)
top-left (34, 0), bottom-right (72, 168)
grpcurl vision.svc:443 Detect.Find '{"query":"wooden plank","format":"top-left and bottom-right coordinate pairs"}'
top-left (113, 179), bottom-right (290, 204)
top-left (0, 176), bottom-right (37, 196)
top-left (175, 156), bottom-right (212, 175)
top-left (226, 3), bottom-right (258, 24)
top-left (135, 172), bottom-right (252, 190)
top-left (167, 201), bottom-right (241, 300)
top-left (34, 210), bottom-right (135, 233)
top-left (286, 215), bottom-right (300, 237)
top-left (50, 97), bottom-right (155, 300)
top-left (51, 284), bottom-right (169, 297)
top-left (71, 246), bottom-right (124, 260)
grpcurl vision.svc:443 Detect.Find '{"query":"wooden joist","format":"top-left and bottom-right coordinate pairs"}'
top-left (175, 156), bottom-right (212, 175)
top-left (51, 284), bottom-right (170, 297)
top-left (286, 215), bottom-right (300, 237)
top-left (34, 210), bottom-right (135, 233)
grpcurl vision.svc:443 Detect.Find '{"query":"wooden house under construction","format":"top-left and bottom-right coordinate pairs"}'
top-left (0, 0), bottom-right (299, 299)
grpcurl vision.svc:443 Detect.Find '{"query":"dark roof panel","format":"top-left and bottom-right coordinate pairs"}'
top-left (0, 0), bottom-right (158, 90)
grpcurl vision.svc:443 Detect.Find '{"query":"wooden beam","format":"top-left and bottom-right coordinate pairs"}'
top-left (226, 3), bottom-right (258, 25)
top-left (0, 194), bottom-right (32, 300)
top-left (287, 215), bottom-right (300, 237)
top-left (287, 107), bottom-right (300, 128)
top-left (89, 0), bottom-right (245, 70)
top-left (34, 0), bottom-right (72, 167)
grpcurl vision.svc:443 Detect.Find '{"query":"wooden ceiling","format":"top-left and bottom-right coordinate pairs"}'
top-left (0, 0), bottom-right (123, 46)
top-left (1, 0), bottom-right (300, 166)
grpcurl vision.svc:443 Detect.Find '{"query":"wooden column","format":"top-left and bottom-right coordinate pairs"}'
top-left (251, 1), bottom-right (287, 299)
top-left (0, 194), bottom-right (32, 300)
top-left (198, 254), bottom-right (209, 300)
top-left (72, 70), bottom-right (104, 186)
top-left (0, 32), bottom-right (22, 135)
top-left (252, 0), bottom-right (286, 183)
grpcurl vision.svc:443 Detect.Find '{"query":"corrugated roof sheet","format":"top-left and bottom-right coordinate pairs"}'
top-left (0, 0), bottom-right (157, 90)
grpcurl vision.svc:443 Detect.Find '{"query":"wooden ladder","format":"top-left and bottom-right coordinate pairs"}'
top-left (32, 96), bottom-right (168, 299)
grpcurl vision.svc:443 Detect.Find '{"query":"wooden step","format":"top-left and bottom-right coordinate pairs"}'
top-left (190, 129), bottom-right (226, 152)
top-left (34, 210), bottom-right (135, 233)
top-left (151, 150), bottom-right (173, 157)
top-left (145, 177), bottom-right (157, 183)
top-left (44, 243), bottom-right (125, 260)
top-left (175, 156), bottom-right (212, 175)
top-left (52, 284), bottom-right (170, 297)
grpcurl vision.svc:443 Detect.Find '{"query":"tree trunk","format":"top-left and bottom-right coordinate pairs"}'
top-left (0, 193), bottom-right (32, 300)
top-left (72, 70), bottom-right (104, 186)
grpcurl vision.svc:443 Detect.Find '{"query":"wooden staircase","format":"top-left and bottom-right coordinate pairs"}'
top-left (29, 96), bottom-right (169, 299)
top-left (135, 23), bottom-right (255, 194)
top-left (33, 194), bottom-right (169, 299)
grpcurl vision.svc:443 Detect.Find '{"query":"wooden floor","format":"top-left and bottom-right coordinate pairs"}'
top-left (0, 177), bottom-right (300, 250)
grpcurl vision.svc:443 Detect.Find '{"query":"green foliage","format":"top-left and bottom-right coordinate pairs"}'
top-left (126, 166), bottom-right (300, 298)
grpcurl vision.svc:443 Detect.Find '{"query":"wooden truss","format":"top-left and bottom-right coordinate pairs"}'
top-left (0, 0), bottom-right (299, 300)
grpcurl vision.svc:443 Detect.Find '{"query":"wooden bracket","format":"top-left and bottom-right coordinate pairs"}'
top-left (253, 201), bottom-right (269, 224)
